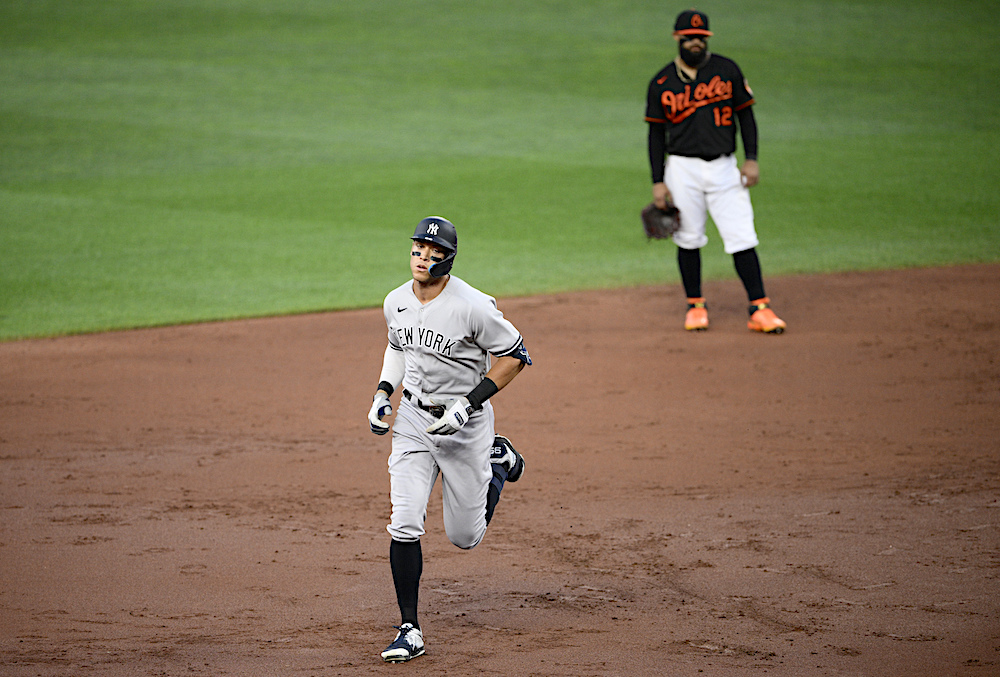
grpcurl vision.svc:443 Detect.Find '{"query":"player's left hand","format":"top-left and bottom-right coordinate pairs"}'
top-left (740, 160), bottom-right (759, 188)
top-left (425, 397), bottom-right (474, 436)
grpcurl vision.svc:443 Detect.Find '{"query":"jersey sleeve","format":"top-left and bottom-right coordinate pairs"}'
top-left (383, 294), bottom-right (402, 350)
top-left (470, 297), bottom-right (531, 365)
top-left (644, 71), bottom-right (668, 123)
top-left (731, 61), bottom-right (755, 111)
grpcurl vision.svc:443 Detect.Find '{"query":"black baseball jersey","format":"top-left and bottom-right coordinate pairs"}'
top-left (645, 54), bottom-right (754, 158)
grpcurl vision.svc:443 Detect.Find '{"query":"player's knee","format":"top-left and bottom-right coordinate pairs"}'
top-left (386, 522), bottom-right (425, 542)
top-left (446, 524), bottom-right (486, 550)
top-left (674, 230), bottom-right (708, 250)
top-left (722, 236), bottom-right (759, 255)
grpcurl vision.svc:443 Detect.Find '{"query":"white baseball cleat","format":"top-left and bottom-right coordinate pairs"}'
top-left (381, 623), bottom-right (425, 662)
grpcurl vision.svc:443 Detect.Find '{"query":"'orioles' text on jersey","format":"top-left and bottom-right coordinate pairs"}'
top-left (383, 276), bottom-right (530, 402)
top-left (645, 54), bottom-right (754, 159)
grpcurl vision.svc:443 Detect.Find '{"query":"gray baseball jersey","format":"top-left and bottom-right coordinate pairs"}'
top-left (383, 275), bottom-right (529, 403)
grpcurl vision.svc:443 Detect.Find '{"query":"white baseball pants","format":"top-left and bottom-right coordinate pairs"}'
top-left (665, 153), bottom-right (759, 254)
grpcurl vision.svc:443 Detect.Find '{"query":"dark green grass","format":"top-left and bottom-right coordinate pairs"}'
top-left (2, 0), bottom-right (998, 339)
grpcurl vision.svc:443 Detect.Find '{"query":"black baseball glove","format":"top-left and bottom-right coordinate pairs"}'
top-left (641, 201), bottom-right (681, 240)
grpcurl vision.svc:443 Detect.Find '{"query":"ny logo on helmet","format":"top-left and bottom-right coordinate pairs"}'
top-left (427, 223), bottom-right (439, 235)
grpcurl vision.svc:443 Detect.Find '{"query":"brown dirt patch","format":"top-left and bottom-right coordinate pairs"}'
top-left (1, 264), bottom-right (998, 676)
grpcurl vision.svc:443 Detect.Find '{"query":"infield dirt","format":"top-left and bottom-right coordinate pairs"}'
top-left (2, 264), bottom-right (998, 675)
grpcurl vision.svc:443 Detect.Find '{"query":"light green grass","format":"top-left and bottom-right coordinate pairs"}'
top-left (2, 0), bottom-right (998, 339)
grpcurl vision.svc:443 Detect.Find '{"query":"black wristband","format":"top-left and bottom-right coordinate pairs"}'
top-left (465, 377), bottom-right (499, 411)
top-left (377, 380), bottom-right (395, 397)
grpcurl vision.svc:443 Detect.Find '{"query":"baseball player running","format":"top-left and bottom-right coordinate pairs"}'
top-left (367, 216), bottom-right (531, 662)
top-left (645, 9), bottom-right (786, 334)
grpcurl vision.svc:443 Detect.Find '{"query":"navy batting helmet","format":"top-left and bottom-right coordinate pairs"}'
top-left (411, 216), bottom-right (457, 277)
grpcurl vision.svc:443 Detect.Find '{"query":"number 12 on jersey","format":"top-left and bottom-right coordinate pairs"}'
top-left (713, 106), bottom-right (732, 127)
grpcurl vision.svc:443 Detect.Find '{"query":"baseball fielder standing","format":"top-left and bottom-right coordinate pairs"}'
top-left (645, 9), bottom-right (786, 333)
top-left (367, 216), bottom-right (531, 662)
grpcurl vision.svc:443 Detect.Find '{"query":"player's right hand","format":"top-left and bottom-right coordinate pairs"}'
top-left (369, 392), bottom-right (392, 435)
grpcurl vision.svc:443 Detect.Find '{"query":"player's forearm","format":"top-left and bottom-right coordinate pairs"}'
top-left (736, 106), bottom-right (758, 161)
top-left (376, 344), bottom-right (405, 395)
top-left (486, 356), bottom-right (525, 391)
top-left (465, 357), bottom-right (525, 411)
top-left (647, 122), bottom-right (667, 182)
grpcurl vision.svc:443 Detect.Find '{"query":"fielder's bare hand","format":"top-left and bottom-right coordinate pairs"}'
top-left (740, 159), bottom-right (759, 188)
top-left (652, 181), bottom-right (673, 210)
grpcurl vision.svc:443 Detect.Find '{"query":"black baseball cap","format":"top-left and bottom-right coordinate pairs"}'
top-left (674, 9), bottom-right (713, 37)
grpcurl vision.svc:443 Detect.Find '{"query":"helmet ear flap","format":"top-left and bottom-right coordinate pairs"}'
top-left (428, 252), bottom-right (455, 278)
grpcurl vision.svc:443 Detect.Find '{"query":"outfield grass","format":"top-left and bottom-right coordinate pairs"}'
top-left (2, 0), bottom-right (998, 339)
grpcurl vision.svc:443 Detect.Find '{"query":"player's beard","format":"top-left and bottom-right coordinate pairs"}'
top-left (679, 44), bottom-right (709, 68)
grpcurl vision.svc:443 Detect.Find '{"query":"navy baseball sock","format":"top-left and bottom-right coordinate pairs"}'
top-left (389, 539), bottom-right (422, 628)
top-left (677, 247), bottom-right (702, 299)
top-left (733, 248), bottom-right (766, 303)
top-left (485, 467), bottom-right (508, 525)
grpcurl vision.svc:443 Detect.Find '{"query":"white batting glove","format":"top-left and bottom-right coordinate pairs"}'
top-left (425, 397), bottom-right (474, 436)
top-left (368, 392), bottom-right (392, 435)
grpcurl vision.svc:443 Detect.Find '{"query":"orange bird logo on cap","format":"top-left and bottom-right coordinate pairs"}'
top-left (691, 14), bottom-right (704, 27)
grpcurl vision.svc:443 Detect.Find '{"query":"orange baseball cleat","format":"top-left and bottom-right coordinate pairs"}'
top-left (747, 297), bottom-right (786, 334)
top-left (685, 297), bottom-right (708, 331)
